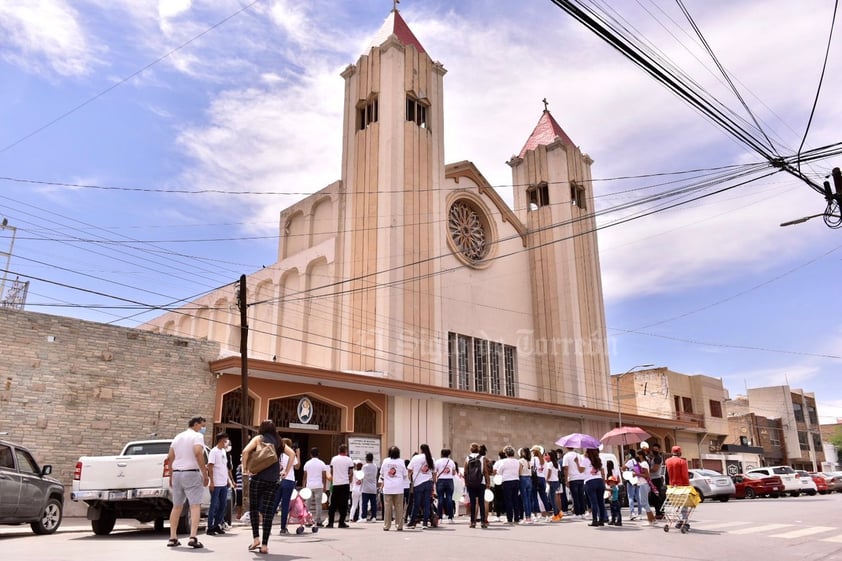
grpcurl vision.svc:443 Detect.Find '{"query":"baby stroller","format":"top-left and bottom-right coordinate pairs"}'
top-left (288, 490), bottom-right (317, 534)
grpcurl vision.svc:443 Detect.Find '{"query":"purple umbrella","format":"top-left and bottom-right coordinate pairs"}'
top-left (554, 432), bottom-right (601, 449)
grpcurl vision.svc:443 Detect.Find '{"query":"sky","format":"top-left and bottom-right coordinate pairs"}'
top-left (1, 0), bottom-right (841, 423)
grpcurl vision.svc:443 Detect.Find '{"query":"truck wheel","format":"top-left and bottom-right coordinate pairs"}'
top-left (154, 518), bottom-right (165, 532)
top-left (31, 498), bottom-right (63, 535)
top-left (92, 511), bottom-right (117, 535)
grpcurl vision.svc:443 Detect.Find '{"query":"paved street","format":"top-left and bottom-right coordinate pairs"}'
top-left (2, 494), bottom-right (841, 561)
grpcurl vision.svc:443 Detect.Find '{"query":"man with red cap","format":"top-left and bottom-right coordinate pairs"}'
top-left (665, 446), bottom-right (689, 486)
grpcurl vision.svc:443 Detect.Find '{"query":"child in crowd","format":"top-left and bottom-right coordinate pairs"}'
top-left (607, 477), bottom-right (622, 526)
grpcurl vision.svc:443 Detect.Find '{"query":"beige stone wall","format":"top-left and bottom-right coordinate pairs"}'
top-left (444, 403), bottom-right (583, 458)
top-left (0, 308), bottom-right (220, 515)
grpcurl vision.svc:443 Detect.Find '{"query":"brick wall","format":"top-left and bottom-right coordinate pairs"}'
top-left (0, 308), bottom-right (220, 516)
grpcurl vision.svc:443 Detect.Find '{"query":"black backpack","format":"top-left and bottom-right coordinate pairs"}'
top-left (465, 456), bottom-right (484, 487)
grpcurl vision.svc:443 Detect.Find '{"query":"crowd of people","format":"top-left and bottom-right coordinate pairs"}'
top-left (163, 416), bottom-right (691, 552)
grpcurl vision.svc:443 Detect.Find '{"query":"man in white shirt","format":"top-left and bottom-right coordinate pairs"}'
top-left (562, 447), bottom-right (587, 519)
top-left (206, 432), bottom-right (232, 536)
top-left (167, 416), bottom-right (208, 548)
top-left (327, 444), bottom-right (354, 528)
top-left (303, 447), bottom-right (329, 526)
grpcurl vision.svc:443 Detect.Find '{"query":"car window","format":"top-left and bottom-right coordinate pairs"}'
top-left (123, 442), bottom-right (172, 455)
top-left (772, 467), bottom-right (794, 475)
top-left (0, 444), bottom-right (14, 470)
top-left (14, 448), bottom-right (39, 475)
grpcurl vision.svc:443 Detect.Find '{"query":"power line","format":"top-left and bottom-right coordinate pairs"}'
top-left (0, 0), bottom-right (263, 155)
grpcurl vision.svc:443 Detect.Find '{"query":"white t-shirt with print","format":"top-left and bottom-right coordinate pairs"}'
top-left (408, 453), bottom-right (434, 485)
top-left (434, 457), bottom-right (456, 480)
top-left (380, 457), bottom-right (408, 495)
top-left (563, 451), bottom-right (585, 482)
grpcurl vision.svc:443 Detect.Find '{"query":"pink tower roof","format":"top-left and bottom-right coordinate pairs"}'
top-left (518, 109), bottom-right (575, 158)
top-left (368, 9), bottom-right (427, 55)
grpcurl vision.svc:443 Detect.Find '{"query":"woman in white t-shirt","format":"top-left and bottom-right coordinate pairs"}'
top-left (407, 444), bottom-right (436, 528)
top-left (544, 450), bottom-right (562, 520)
top-left (572, 448), bottom-right (607, 527)
top-left (274, 438), bottom-right (299, 534)
top-left (379, 446), bottom-right (407, 531)
top-left (434, 449), bottom-right (457, 523)
top-left (635, 448), bottom-right (655, 524)
top-left (497, 446), bottom-right (521, 524)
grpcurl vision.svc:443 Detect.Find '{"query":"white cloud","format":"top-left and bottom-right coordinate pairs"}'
top-left (0, 0), bottom-right (98, 77)
top-left (158, 0), bottom-right (191, 20)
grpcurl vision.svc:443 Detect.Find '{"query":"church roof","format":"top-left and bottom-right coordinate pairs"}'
top-left (368, 9), bottom-right (426, 55)
top-left (518, 109), bottom-right (575, 158)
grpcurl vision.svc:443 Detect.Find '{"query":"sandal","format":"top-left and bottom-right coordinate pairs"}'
top-left (187, 537), bottom-right (204, 549)
top-left (167, 538), bottom-right (181, 547)
top-left (259, 546), bottom-right (269, 554)
top-left (248, 542), bottom-right (260, 551)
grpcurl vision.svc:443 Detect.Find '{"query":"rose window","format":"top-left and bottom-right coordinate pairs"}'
top-left (448, 200), bottom-right (488, 261)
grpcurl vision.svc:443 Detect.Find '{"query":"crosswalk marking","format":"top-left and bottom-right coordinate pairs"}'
top-left (771, 526), bottom-right (837, 539)
top-left (689, 521), bottom-right (752, 531)
top-left (820, 535), bottom-right (842, 543)
top-left (730, 523), bottom-right (793, 534)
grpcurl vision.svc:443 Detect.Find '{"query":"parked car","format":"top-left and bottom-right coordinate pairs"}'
top-left (688, 468), bottom-right (735, 502)
top-left (747, 466), bottom-right (803, 497)
top-left (792, 470), bottom-right (819, 495)
top-left (0, 439), bottom-right (65, 534)
top-left (72, 439), bottom-right (213, 535)
top-left (731, 472), bottom-right (784, 499)
top-left (813, 472), bottom-right (842, 493)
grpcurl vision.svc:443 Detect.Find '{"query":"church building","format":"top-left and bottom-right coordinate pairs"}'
top-left (143, 8), bottom-right (673, 460)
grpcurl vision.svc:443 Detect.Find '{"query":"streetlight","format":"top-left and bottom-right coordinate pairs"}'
top-left (780, 213), bottom-right (841, 227)
top-left (615, 364), bottom-right (654, 427)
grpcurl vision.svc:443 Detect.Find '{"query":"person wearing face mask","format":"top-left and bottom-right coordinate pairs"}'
top-left (166, 416), bottom-right (209, 549)
top-left (206, 432), bottom-right (233, 536)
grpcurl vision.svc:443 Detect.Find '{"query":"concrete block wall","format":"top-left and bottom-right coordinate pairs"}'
top-left (0, 308), bottom-right (220, 516)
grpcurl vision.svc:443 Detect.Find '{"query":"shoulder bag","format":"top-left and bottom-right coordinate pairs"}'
top-left (248, 436), bottom-right (279, 474)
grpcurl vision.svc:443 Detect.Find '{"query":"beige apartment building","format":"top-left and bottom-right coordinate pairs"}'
top-left (142, 9), bottom-right (697, 458)
top-left (612, 367), bottom-right (733, 470)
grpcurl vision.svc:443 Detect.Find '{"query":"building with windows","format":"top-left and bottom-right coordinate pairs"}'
top-left (142, 9), bottom-right (695, 459)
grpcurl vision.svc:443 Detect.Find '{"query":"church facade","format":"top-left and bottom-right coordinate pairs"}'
top-left (143, 10), bottom-right (673, 459)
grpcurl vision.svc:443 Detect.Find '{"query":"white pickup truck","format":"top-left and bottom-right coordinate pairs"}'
top-left (71, 439), bottom-right (213, 535)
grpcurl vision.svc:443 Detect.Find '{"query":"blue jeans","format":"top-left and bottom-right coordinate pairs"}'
top-left (531, 477), bottom-right (550, 515)
top-left (272, 479), bottom-right (295, 530)
top-left (411, 480), bottom-right (433, 525)
top-left (626, 482), bottom-right (641, 516)
top-left (502, 480), bottom-right (519, 522)
top-left (361, 492), bottom-right (377, 520)
top-left (585, 478), bottom-right (607, 523)
top-left (519, 476), bottom-right (533, 519)
top-left (436, 479), bottom-right (454, 519)
top-left (208, 485), bottom-right (228, 530)
top-left (547, 480), bottom-right (561, 515)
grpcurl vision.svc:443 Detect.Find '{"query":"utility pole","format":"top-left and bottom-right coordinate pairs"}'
top-left (236, 275), bottom-right (249, 447)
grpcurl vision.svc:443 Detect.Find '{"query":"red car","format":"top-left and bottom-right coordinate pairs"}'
top-left (731, 472), bottom-right (784, 499)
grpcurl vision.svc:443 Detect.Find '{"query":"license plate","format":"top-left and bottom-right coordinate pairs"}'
top-left (108, 491), bottom-right (128, 500)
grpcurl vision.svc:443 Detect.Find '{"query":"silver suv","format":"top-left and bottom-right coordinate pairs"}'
top-left (0, 440), bottom-right (64, 534)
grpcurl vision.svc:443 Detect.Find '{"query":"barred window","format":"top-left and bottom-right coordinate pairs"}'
top-left (447, 332), bottom-right (516, 396)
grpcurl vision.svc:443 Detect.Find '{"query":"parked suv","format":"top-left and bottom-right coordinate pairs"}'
top-left (0, 440), bottom-right (64, 534)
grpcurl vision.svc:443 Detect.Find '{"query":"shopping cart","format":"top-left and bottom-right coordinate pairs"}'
top-left (661, 486), bottom-right (700, 533)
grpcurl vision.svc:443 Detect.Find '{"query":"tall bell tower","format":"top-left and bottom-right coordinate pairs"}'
top-left (508, 104), bottom-right (611, 408)
top-left (338, 8), bottom-right (447, 383)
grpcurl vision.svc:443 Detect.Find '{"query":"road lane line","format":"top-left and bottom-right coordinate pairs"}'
top-left (772, 526), bottom-right (837, 539)
top-left (820, 535), bottom-right (842, 543)
top-left (729, 523), bottom-right (793, 534)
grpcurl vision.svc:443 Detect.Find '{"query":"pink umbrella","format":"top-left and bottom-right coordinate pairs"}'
top-left (601, 426), bottom-right (651, 447)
